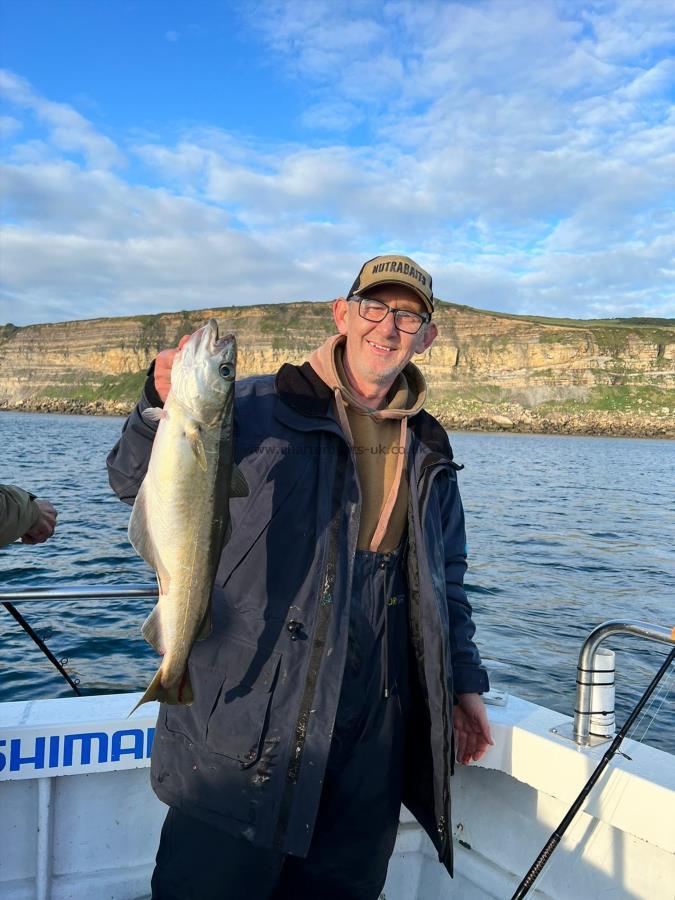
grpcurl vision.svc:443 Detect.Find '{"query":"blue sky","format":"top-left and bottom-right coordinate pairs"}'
top-left (1, 0), bottom-right (674, 325)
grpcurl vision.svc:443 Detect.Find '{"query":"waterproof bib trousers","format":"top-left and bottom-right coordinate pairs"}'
top-left (151, 544), bottom-right (411, 900)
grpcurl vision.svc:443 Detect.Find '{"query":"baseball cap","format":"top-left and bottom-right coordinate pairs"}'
top-left (346, 254), bottom-right (434, 314)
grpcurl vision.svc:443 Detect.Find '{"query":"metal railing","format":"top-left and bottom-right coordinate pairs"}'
top-left (572, 620), bottom-right (675, 745)
top-left (0, 584), bottom-right (159, 696)
top-left (0, 584), bottom-right (158, 602)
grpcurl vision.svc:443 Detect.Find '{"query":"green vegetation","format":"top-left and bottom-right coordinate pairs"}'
top-left (136, 315), bottom-right (166, 354)
top-left (39, 371), bottom-right (146, 403)
top-left (535, 384), bottom-right (671, 414)
top-left (433, 383), bottom-right (673, 419)
top-left (0, 324), bottom-right (19, 345)
top-left (170, 311), bottom-right (202, 347)
top-left (260, 301), bottom-right (335, 341)
top-left (437, 298), bottom-right (674, 330)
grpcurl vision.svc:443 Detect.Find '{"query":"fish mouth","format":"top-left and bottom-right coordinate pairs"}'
top-left (202, 318), bottom-right (236, 352)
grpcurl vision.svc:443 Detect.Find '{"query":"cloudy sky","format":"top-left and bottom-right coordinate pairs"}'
top-left (1, 0), bottom-right (674, 326)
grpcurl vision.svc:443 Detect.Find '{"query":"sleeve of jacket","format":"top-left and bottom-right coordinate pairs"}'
top-left (441, 470), bottom-right (490, 695)
top-left (106, 368), bottom-right (162, 506)
top-left (0, 484), bottom-right (40, 548)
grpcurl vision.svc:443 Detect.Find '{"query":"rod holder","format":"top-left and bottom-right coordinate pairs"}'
top-left (572, 620), bottom-right (675, 745)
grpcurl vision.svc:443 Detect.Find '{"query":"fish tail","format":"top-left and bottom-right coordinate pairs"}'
top-left (128, 667), bottom-right (193, 716)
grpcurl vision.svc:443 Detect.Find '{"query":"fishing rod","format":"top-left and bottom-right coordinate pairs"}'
top-left (2, 601), bottom-right (81, 696)
top-left (511, 644), bottom-right (675, 899)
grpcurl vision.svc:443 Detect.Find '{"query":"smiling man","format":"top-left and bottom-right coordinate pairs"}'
top-left (108, 253), bottom-right (492, 900)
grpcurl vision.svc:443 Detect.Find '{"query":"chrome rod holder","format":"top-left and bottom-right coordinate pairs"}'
top-left (552, 620), bottom-right (675, 747)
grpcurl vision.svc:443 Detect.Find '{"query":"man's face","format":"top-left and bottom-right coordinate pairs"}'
top-left (333, 284), bottom-right (438, 389)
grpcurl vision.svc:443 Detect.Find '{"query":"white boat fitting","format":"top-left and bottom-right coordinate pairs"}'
top-left (1, 591), bottom-right (674, 899)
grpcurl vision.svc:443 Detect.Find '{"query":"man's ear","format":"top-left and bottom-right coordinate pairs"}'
top-left (415, 321), bottom-right (438, 353)
top-left (332, 297), bottom-right (349, 336)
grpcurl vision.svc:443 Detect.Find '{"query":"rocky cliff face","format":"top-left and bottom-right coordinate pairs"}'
top-left (1, 301), bottom-right (673, 436)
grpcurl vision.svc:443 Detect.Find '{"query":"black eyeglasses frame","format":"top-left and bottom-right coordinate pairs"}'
top-left (349, 294), bottom-right (431, 334)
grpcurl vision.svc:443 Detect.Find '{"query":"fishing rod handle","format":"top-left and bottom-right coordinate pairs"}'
top-left (511, 834), bottom-right (561, 899)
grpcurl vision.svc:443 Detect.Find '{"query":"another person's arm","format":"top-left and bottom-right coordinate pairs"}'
top-left (0, 485), bottom-right (57, 547)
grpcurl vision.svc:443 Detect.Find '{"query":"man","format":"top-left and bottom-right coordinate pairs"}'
top-left (0, 485), bottom-right (57, 547)
top-left (107, 254), bottom-right (492, 900)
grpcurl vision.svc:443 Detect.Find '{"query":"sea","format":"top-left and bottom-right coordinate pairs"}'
top-left (1, 412), bottom-right (674, 753)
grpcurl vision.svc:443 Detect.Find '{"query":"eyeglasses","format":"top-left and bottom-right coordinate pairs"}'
top-left (350, 294), bottom-right (431, 334)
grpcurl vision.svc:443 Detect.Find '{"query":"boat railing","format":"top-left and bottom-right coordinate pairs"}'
top-left (0, 584), bottom-right (160, 695)
top-left (573, 621), bottom-right (675, 742)
top-left (0, 584), bottom-right (158, 602)
top-left (552, 619), bottom-right (675, 747)
top-left (3, 591), bottom-right (674, 751)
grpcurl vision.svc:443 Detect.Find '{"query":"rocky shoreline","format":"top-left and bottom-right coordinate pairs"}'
top-left (0, 398), bottom-right (133, 417)
top-left (430, 402), bottom-right (675, 439)
top-left (2, 397), bottom-right (673, 438)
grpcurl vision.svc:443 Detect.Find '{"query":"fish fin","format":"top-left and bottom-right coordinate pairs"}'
top-left (196, 606), bottom-right (212, 642)
top-left (129, 667), bottom-right (193, 716)
top-left (185, 421), bottom-right (207, 472)
top-left (141, 603), bottom-right (165, 654)
top-left (230, 464), bottom-right (250, 498)
top-left (141, 407), bottom-right (166, 425)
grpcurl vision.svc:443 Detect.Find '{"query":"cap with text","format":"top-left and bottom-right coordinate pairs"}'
top-left (347, 254), bottom-right (434, 314)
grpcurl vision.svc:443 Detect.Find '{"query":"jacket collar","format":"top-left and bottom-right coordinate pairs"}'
top-left (274, 360), bottom-right (459, 467)
top-left (273, 362), bottom-right (342, 435)
top-left (275, 361), bottom-right (334, 418)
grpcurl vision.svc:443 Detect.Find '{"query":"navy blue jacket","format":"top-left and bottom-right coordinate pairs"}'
top-left (107, 361), bottom-right (488, 874)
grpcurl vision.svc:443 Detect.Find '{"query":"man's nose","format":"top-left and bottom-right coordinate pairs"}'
top-left (377, 309), bottom-right (399, 338)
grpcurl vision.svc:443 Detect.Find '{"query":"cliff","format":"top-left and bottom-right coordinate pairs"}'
top-left (1, 302), bottom-right (673, 437)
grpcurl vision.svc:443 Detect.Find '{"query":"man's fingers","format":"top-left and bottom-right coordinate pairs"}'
top-left (154, 335), bottom-right (193, 403)
top-left (471, 739), bottom-right (490, 762)
top-left (154, 348), bottom-right (177, 403)
top-left (454, 727), bottom-right (466, 764)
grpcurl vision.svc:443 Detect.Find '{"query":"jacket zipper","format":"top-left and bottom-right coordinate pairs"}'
top-left (382, 555), bottom-right (391, 699)
top-left (416, 457), bottom-right (455, 862)
top-left (273, 440), bottom-right (347, 846)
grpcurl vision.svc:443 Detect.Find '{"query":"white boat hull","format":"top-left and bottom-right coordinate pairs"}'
top-left (2, 692), bottom-right (673, 899)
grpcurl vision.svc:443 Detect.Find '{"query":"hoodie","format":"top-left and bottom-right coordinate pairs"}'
top-left (308, 334), bottom-right (427, 552)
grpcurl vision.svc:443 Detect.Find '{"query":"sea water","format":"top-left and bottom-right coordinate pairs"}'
top-left (1, 412), bottom-right (674, 752)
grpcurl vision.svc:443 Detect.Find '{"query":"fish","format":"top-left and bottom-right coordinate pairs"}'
top-left (128, 319), bottom-right (248, 713)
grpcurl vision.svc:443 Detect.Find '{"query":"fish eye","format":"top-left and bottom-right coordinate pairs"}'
top-left (219, 362), bottom-right (235, 380)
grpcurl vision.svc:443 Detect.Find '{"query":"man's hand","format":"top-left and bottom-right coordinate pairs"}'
top-left (453, 692), bottom-right (494, 765)
top-left (21, 499), bottom-right (57, 544)
top-left (154, 334), bottom-right (191, 403)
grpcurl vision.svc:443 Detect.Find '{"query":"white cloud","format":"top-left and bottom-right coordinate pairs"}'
top-left (0, 69), bottom-right (123, 169)
top-left (1, 1), bottom-right (674, 324)
top-left (300, 101), bottom-right (365, 132)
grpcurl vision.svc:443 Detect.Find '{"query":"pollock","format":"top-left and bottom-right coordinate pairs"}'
top-left (128, 319), bottom-right (248, 712)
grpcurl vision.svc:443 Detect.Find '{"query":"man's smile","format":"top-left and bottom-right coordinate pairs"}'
top-left (367, 340), bottom-right (397, 354)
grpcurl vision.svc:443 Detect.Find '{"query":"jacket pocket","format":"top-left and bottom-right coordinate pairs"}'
top-left (206, 645), bottom-right (281, 767)
top-left (164, 636), bottom-right (281, 768)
